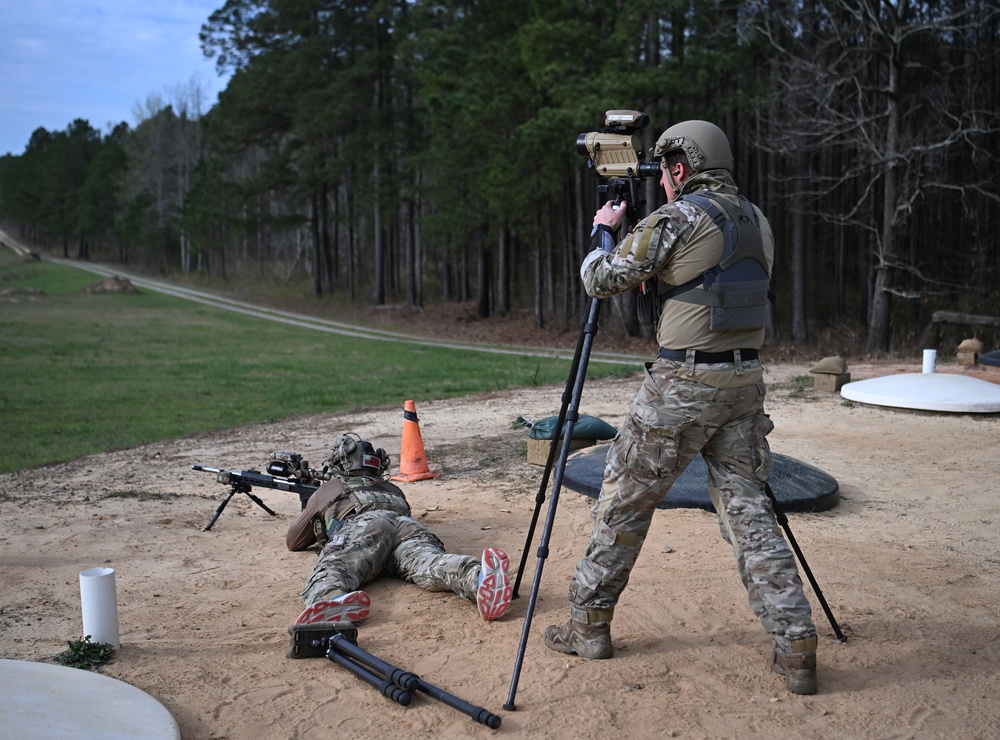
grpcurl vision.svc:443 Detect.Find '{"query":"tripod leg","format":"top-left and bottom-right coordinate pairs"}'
top-left (416, 677), bottom-right (502, 730)
top-left (510, 314), bottom-right (589, 598)
top-left (328, 635), bottom-right (502, 728)
top-left (203, 489), bottom-right (237, 531)
top-left (505, 297), bottom-right (602, 711)
top-left (329, 634), bottom-right (419, 692)
top-left (326, 649), bottom-right (412, 706)
top-left (764, 482), bottom-right (847, 642)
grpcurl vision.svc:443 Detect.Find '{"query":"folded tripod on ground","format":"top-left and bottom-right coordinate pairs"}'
top-left (294, 626), bottom-right (501, 729)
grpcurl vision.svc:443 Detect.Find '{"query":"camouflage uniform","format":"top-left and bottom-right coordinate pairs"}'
top-left (291, 476), bottom-right (480, 607)
top-left (568, 169), bottom-right (816, 656)
top-left (301, 509), bottom-right (480, 605)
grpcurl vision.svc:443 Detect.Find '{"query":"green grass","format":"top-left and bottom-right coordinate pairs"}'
top-left (0, 248), bottom-right (634, 473)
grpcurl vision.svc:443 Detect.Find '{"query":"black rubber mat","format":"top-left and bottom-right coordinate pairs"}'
top-left (561, 446), bottom-right (839, 512)
top-left (979, 350), bottom-right (1000, 367)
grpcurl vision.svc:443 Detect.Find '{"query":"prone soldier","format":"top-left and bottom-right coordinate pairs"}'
top-left (286, 433), bottom-right (512, 657)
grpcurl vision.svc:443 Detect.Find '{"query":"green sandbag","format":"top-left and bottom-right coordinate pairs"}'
top-left (527, 414), bottom-right (618, 441)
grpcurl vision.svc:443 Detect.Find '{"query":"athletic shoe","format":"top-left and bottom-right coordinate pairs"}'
top-left (295, 590), bottom-right (371, 625)
top-left (477, 547), bottom-right (512, 621)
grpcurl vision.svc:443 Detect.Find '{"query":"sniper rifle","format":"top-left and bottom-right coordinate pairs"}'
top-left (193, 451), bottom-right (327, 531)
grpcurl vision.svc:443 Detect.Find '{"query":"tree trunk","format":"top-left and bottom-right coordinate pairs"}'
top-left (373, 157), bottom-right (384, 305)
top-left (619, 289), bottom-right (641, 338)
top-left (866, 21), bottom-right (901, 355)
top-left (404, 196), bottom-right (417, 308)
top-left (346, 174), bottom-right (356, 301)
top-left (545, 211), bottom-right (555, 327)
top-left (476, 237), bottom-right (491, 319)
top-left (791, 149), bottom-right (808, 344)
top-left (413, 181), bottom-right (423, 308)
top-left (497, 228), bottom-right (510, 316)
top-left (442, 247), bottom-right (452, 303)
top-left (319, 180), bottom-right (332, 293)
top-left (534, 246), bottom-right (544, 329)
top-left (311, 190), bottom-right (323, 296)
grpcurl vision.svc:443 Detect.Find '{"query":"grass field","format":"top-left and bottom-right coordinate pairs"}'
top-left (0, 248), bottom-right (633, 474)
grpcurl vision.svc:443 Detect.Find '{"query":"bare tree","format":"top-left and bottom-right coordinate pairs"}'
top-left (750, 0), bottom-right (1000, 354)
top-left (169, 76), bottom-right (208, 272)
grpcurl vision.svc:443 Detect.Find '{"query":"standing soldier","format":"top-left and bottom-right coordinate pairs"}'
top-left (543, 120), bottom-right (818, 694)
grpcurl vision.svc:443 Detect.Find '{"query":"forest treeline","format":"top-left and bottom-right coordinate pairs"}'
top-left (2, 0), bottom-right (999, 355)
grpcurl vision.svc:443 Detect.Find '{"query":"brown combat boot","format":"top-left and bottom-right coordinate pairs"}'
top-left (771, 636), bottom-right (818, 694)
top-left (543, 619), bottom-right (613, 660)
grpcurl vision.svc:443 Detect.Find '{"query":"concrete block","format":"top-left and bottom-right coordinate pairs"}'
top-left (526, 437), bottom-right (595, 466)
top-left (957, 350), bottom-right (978, 366)
top-left (814, 372), bottom-right (850, 392)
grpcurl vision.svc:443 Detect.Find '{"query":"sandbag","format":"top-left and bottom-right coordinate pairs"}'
top-left (527, 414), bottom-right (618, 441)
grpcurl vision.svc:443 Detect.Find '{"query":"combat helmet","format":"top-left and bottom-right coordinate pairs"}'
top-left (327, 433), bottom-right (390, 478)
top-left (653, 120), bottom-right (733, 172)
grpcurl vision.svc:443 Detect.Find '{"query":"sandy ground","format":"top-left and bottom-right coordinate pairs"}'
top-left (2, 358), bottom-right (1000, 739)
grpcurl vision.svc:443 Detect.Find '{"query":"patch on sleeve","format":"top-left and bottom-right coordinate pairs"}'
top-left (612, 205), bottom-right (699, 270)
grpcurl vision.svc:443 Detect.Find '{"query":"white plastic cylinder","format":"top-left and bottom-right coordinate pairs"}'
top-left (922, 349), bottom-right (937, 374)
top-left (80, 567), bottom-right (120, 648)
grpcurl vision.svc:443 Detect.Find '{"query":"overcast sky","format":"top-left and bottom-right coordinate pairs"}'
top-left (0, 1), bottom-right (231, 157)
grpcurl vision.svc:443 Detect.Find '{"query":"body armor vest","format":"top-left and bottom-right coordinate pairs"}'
top-left (341, 476), bottom-right (411, 518)
top-left (658, 192), bottom-right (770, 332)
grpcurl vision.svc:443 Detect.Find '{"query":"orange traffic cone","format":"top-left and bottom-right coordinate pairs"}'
top-left (391, 400), bottom-right (441, 482)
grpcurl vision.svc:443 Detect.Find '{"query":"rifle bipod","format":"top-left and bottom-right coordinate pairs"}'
top-left (202, 481), bottom-right (275, 531)
top-left (319, 634), bottom-right (502, 729)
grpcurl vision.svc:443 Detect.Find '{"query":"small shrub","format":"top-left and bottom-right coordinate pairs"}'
top-left (55, 635), bottom-right (114, 670)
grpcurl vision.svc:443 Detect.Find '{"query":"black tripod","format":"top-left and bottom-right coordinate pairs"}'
top-left (504, 191), bottom-right (641, 712)
top-left (504, 292), bottom-right (603, 711)
top-left (325, 634), bottom-right (502, 728)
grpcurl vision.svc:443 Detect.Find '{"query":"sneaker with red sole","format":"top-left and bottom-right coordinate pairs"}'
top-left (477, 548), bottom-right (512, 621)
top-left (295, 590), bottom-right (371, 625)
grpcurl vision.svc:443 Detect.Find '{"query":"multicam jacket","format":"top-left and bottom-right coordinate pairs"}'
top-left (581, 170), bottom-right (775, 356)
top-left (285, 475), bottom-right (410, 551)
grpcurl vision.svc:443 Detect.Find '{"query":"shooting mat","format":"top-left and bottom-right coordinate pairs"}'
top-left (0, 659), bottom-right (180, 739)
top-left (561, 447), bottom-right (839, 512)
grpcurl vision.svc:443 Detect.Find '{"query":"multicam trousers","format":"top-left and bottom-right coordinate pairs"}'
top-left (300, 510), bottom-right (480, 606)
top-left (567, 360), bottom-right (816, 655)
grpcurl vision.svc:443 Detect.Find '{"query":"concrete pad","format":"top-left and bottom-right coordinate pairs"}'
top-left (561, 446), bottom-right (839, 513)
top-left (0, 658), bottom-right (180, 739)
top-left (840, 372), bottom-right (1000, 413)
